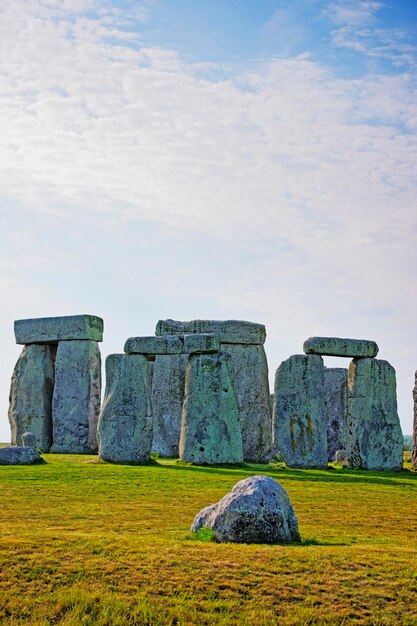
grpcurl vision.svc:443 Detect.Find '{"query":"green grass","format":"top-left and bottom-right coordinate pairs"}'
top-left (0, 454), bottom-right (416, 625)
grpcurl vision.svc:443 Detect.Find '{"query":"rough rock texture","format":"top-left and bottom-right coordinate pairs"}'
top-left (221, 344), bottom-right (272, 463)
top-left (191, 475), bottom-right (300, 544)
top-left (183, 333), bottom-right (220, 354)
top-left (8, 344), bottom-right (55, 452)
top-left (98, 354), bottom-right (153, 463)
top-left (21, 432), bottom-right (37, 447)
top-left (412, 372), bottom-right (417, 470)
top-left (273, 354), bottom-right (327, 469)
top-left (179, 353), bottom-right (243, 464)
top-left (303, 336), bottom-right (378, 358)
top-left (346, 358), bottom-right (403, 470)
top-left (15, 314), bottom-right (103, 344)
top-left (335, 450), bottom-right (349, 465)
top-left (0, 446), bottom-right (43, 465)
top-left (51, 340), bottom-right (101, 454)
top-left (124, 335), bottom-right (183, 355)
top-left (151, 353), bottom-right (188, 457)
top-left (156, 319), bottom-right (266, 345)
top-left (324, 367), bottom-right (348, 461)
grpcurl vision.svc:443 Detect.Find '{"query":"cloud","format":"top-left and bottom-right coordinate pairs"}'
top-left (0, 1), bottom-right (416, 439)
top-left (325, 1), bottom-right (417, 68)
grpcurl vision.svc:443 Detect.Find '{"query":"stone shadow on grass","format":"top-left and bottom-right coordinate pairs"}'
top-left (155, 460), bottom-right (417, 488)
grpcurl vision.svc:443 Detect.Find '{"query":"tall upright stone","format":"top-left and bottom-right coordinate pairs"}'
top-left (221, 343), bottom-right (271, 462)
top-left (98, 354), bottom-right (153, 464)
top-left (412, 371), bottom-right (417, 470)
top-left (179, 353), bottom-right (243, 465)
top-left (324, 367), bottom-right (348, 461)
top-left (346, 358), bottom-right (403, 470)
top-left (151, 353), bottom-right (188, 458)
top-left (156, 319), bottom-right (271, 462)
top-left (273, 354), bottom-right (327, 469)
top-left (51, 340), bottom-right (101, 454)
top-left (8, 344), bottom-right (55, 452)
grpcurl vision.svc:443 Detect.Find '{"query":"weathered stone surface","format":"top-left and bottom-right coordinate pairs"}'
top-left (191, 475), bottom-right (300, 544)
top-left (303, 336), bottom-right (378, 358)
top-left (156, 319), bottom-right (266, 345)
top-left (98, 354), bottom-right (153, 463)
top-left (15, 314), bottom-right (103, 344)
top-left (0, 446), bottom-right (43, 465)
top-left (412, 371), bottom-right (417, 470)
top-left (221, 344), bottom-right (272, 463)
top-left (324, 367), bottom-right (348, 461)
top-left (183, 333), bottom-right (220, 354)
top-left (346, 358), bottom-right (403, 470)
top-left (51, 340), bottom-right (101, 454)
top-left (273, 354), bottom-right (327, 469)
top-left (21, 432), bottom-right (37, 447)
top-left (151, 353), bottom-right (188, 458)
top-left (124, 336), bottom-right (183, 355)
top-left (8, 344), bottom-right (55, 452)
top-left (179, 353), bottom-right (243, 464)
top-left (335, 449), bottom-right (348, 465)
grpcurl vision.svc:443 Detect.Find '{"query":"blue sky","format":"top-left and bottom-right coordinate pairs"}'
top-left (0, 0), bottom-right (416, 440)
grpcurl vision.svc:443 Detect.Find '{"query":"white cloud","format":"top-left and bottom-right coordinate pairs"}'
top-left (0, 1), bottom-right (416, 439)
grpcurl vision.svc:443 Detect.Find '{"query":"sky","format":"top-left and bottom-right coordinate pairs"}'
top-left (0, 0), bottom-right (416, 441)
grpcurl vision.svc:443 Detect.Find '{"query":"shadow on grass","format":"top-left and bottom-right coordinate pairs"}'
top-left (155, 459), bottom-right (417, 487)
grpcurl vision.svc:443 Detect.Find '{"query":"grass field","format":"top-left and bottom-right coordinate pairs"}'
top-left (1, 453), bottom-right (416, 625)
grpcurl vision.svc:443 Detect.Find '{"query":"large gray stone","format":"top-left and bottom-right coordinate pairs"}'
top-left (8, 344), bottom-right (55, 452)
top-left (303, 336), bottom-right (378, 358)
top-left (412, 371), bottom-right (417, 470)
top-left (15, 314), bottom-right (103, 344)
top-left (191, 475), bottom-right (300, 544)
top-left (0, 446), bottom-right (43, 465)
top-left (124, 336), bottom-right (183, 355)
top-left (98, 354), bottom-right (153, 464)
top-left (179, 352), bottom-right (243, 465)
top-left (21, 432), bottom-right (37, 447)
top-left (183, 333), bottom-right (220, 354)
top-left (324, 367), bottom-right (348, 461)
top-left (221, 344), bottom-right (272, 463)
top-left (51, 340), bottom-right (101, 454)
top-left (151, 353), bottom-right (188, 458)
top-left (156, 319), bottom-right (266, 345)
top-left (273, 354), bottom-right (327, 469)
top-left (346, 358), bottom-right (403, 470)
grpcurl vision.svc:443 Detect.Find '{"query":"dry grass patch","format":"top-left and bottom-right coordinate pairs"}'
top-left (0, 455), bottom-right (416, 625)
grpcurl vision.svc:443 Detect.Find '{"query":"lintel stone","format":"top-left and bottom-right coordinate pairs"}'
top-left (183, 333), bottom-right (220, 354)
top-left (156, 319), bottom-right (266, 345)
top-left (124, 336), bottom-right (183, 355)
top-left (303, 336), bottom-right (378, 358)
top-left (15, 315), bottom-right (104, 344)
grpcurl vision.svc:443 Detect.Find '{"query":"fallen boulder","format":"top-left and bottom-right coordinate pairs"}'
top-left (191, 475), bottom-right (301, 544)
top-left (0, 446), bottom-right (44, 465)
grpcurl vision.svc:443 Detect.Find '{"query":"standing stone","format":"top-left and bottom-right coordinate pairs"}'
top-left (324, 367), bottom-right (348, 461)
top-left (51, 340), bottom-right (101, 454)
top-left (179, 353), bottom-right (243, 465)
top-left (22, 432), bottom-right (37, 448)
top-left (221, 344), bottom-right (272, 462)
top-left (412, 372), bottom-right (417, 470)
top-left (8, 344), bottom-right (55, 452)
top-left (346, 358), bottom-right (403, 470)
top-left (98, 354), bottom-right (153, 464)
top-left (273, 354), bottom-right (327, 469)
top-left (151, 353), bottom-right (188, 458)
